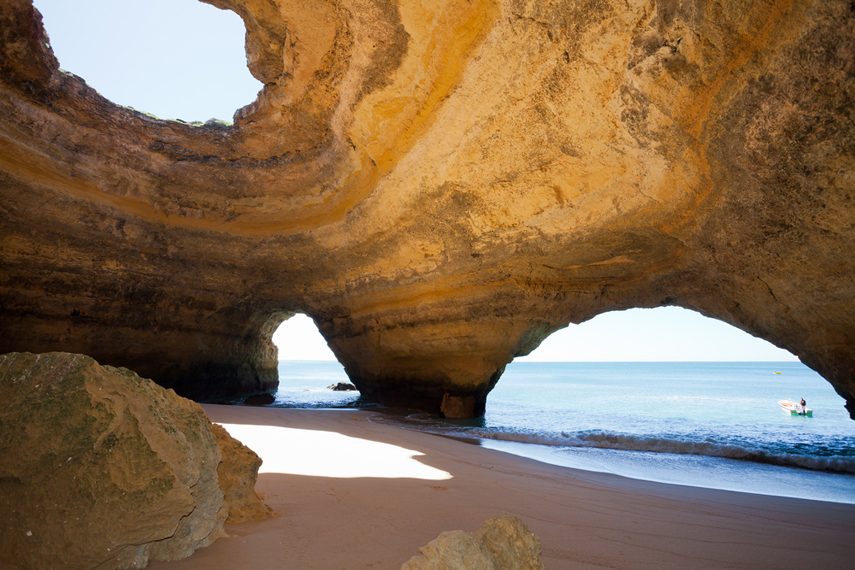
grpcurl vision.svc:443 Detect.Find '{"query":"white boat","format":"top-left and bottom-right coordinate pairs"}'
top-left (779, 399), bottom-right (813, 417)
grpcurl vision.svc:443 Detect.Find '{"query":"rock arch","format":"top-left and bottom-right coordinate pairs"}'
top-left (1, 0), bottom-right (853, 417)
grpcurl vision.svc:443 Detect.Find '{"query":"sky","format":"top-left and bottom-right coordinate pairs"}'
top-left (33, 0), bottom-right (798, 363)
top-left (33, 0), bottom-right (261, 122)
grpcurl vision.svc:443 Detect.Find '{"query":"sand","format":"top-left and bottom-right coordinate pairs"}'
top-left (142, 404), bottom-right (854, 569)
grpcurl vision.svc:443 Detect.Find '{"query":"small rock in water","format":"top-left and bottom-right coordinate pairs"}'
top-left (328, 382), bottom-right (357, 391)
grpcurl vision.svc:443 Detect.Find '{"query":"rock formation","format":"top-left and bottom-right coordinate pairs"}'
top-left (210, 423), bottom-right (278, 523)
top-left (243, 393), bottom-right (277, 406)
top-left (0, 352), bottom-right (270, 569)
top-left (401, 515), bottom-right (544, 570)
top-left (0, 0), bottom-right (853, 417)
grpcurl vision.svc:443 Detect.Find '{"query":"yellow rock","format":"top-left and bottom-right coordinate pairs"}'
top-left (0, 0), bottom-right (853, 417)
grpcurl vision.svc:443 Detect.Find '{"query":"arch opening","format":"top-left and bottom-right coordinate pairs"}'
top-left (518, 306), bottom-right (798, 362)
top-left (272, 313), bottom-right (337, 362)
top-left (33, 0), bottom-right (262, 123)
top-left (267, 313), bottom-right (362, 408)
top-left (481, 308), bottom-right (855, 501)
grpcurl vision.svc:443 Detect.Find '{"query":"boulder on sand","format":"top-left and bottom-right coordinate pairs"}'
top-left (0, 352), bottom-right (257, 570)
top-left (401, 515), bottom-right (545, 570)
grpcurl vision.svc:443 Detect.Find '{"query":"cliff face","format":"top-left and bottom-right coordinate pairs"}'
top-left (1, 0), bottom-right (853, 417)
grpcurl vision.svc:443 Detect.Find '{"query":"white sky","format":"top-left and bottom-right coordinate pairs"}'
top-left (34, 0), bottom-right (798, 363)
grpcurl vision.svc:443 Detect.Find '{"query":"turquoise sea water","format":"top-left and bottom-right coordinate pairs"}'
top-left (264, 360), bottom-right (855, 503)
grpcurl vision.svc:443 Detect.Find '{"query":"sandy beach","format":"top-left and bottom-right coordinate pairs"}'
top-left (143, 405), bottom-right (855, 569)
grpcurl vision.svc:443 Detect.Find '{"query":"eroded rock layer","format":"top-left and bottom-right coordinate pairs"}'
top-left (0, 0), bottom-right (853, 416)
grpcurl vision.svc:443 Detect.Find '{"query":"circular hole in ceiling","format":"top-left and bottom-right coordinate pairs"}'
top-left (33, 0), bottom-right (262, 123)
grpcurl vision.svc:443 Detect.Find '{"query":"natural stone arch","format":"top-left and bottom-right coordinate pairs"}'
top-left (313, 297), bottom-right (814, 419)
top-left (0, 0), bottom-right (853, 419)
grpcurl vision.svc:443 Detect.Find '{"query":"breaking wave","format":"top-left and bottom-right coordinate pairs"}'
top-left (370, 414), bottom-right (855, 474)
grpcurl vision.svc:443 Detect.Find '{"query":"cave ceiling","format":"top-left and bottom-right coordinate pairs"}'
top-left (0, 0), bottom-right (853, 417)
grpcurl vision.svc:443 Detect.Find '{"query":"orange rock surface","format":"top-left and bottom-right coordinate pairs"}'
top-left (0, 0), bottom-right (853, 417)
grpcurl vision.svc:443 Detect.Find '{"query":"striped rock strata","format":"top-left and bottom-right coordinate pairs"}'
top-left (0, 0), bottom-right (853, 417)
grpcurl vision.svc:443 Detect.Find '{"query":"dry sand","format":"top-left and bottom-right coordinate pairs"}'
top-left (145, 404), bottom-right (854, 570)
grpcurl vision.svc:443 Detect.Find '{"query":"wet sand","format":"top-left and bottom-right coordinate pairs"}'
top-left (143, 404), bottom-right (855, 570)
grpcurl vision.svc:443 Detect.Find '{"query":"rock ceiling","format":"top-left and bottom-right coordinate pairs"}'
top-left (0, 0), bottom-right (853, 417)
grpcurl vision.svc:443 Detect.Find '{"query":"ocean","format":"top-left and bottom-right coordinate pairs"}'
top-left (257, 360), bottom-right (855, 504)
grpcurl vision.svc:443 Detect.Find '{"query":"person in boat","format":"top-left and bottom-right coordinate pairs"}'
top-left (799, 398), bottom-right (807, 414)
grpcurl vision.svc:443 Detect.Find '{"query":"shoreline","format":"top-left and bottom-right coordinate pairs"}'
top-left (145, 405), bottom-right (855, 570)
top-left (478, 438), bottom-right (855, 504)
top-left (367, 410), bottom-right (855, 503)
top-left (232, 401), bottom-right (855, 504)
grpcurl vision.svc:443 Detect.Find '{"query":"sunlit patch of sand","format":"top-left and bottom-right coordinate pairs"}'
top-left (218, 423), bottom-right (452, 480)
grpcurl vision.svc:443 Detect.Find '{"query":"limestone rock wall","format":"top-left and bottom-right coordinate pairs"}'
top-left (0, 0), bottom-right (853, 416)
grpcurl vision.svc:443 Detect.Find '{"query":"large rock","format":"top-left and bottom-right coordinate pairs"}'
top-left (0, 352), bottom-right (228, 570)
top-left (401, 515), bottom-right (545, 570)
top-left (0, 0), bottom-right (853, 417)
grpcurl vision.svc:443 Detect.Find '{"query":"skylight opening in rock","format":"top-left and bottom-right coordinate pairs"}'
top-left (518, 306), bottom-right (798, 362)
top-left (273, 313), bottom-right (337, 361)
top-left (33, 0), bottom-right (262, 123)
